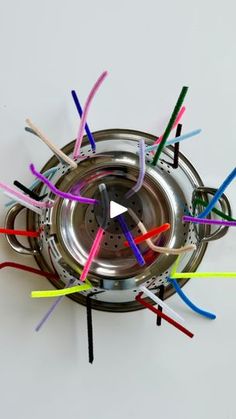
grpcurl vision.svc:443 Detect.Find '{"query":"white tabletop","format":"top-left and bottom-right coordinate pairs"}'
top-left (0, 1), bottom-right (235, 418)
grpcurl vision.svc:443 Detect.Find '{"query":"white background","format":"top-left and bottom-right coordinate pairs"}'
top-left (0, 1), bottom-right (236, 418)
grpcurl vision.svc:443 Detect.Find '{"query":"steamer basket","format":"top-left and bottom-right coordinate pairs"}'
top-left (5, 129), bottom-right (232, 312)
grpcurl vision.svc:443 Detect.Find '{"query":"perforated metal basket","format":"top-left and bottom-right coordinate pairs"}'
top-left (5, 129), bottom-right (232, 312)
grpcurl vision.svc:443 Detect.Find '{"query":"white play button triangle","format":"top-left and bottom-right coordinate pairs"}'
top-left (110, 201), bottom-right (127, 219)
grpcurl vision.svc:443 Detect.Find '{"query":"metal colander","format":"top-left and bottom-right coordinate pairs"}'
top-left (5, 129), bottom-right (232, 312)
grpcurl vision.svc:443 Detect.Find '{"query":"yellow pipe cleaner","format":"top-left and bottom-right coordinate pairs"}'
top-left (31, 280), bottom-right (92, 298)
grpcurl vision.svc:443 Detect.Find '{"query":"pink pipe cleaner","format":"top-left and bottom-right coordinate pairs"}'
top-left (150, 106), bottom-right (186, 154)
top-left (80, 226), bottom-right (104, 281)
top-left (0, 181), bottom-right (52, 208)
top-left (73, 71), bottom-right (108, 159)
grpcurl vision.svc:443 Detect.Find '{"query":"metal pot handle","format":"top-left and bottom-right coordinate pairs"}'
top-left (5, 203), bottom-right (39, 255)
top-left (192, 187), bottom-right (232, 243)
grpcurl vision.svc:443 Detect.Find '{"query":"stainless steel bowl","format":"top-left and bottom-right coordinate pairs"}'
top-left (5, 129), bottom-right (232, 312)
